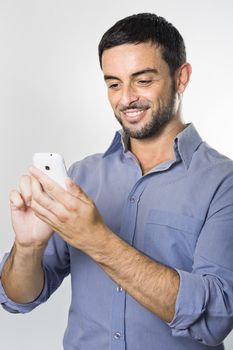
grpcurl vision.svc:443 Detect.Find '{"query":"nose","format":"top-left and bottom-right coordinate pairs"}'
top-left (119, 84), bottom-right (139, 107)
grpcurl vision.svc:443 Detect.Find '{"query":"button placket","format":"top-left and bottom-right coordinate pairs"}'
top-left (110, 183), bottom-right (145, 350)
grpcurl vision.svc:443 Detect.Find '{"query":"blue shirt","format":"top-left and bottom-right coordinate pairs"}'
top-left (1, 124), bottom-right (233, 350)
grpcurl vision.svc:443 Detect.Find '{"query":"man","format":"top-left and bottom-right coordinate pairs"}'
top-left (1, 13), bottom-right (233, 350)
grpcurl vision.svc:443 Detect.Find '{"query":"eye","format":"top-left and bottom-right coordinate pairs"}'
top-left (138, 80), bottom-right (153, 86)
top-left (108, 82), bottom-right (121, 90)
top-left (109, 83), bottom-right (119, 89)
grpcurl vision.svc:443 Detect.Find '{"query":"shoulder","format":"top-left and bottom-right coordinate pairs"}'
top-left (192, 141), bottom-right (233, 178)
top-left (68, 153), bottom-right (104, 180)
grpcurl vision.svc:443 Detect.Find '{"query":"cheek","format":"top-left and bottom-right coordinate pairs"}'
top-left (149, 86), bottom-right (172, 107)
top-left (137, 86), bottom-right (160, 104)
top-left (107, 93), bottom-right (119, 110)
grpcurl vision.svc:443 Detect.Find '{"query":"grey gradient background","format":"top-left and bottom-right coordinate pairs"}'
top-left (0, 0), bottom-right (233, 349)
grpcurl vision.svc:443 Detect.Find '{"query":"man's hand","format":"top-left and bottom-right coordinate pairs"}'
top-left (10, 175), bottom-right (53, 248)
top-left (1, 173), bottom-right (54, 303)
top-left (29, 166), bottom-right (108, 253)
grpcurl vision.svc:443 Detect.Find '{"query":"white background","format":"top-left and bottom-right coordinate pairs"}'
top-left (0, 0), bottom-right (233, 349)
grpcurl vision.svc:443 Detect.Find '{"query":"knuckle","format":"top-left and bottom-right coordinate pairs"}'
top-left (65, 198), bottom-right (77, 212)
top-left (57, 210), bottom-right (68, 223)
top-left (24, 193), bottom-right (32, 203)
top-left (32, 191), bottom-right (42, 203)
top-left (10, 190), bottom-right (22, 208)
top-left (19, 175), bottom-right (32, 200)
top-left (30, 199), bottom-right (37, 210)
top-left (45, 182), bottom-right (56, 193)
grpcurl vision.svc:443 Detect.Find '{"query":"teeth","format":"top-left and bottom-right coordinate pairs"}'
top-left (124, 109), bottom-right (144, 117)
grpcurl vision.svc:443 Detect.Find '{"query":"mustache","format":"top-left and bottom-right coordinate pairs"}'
top-left (119, 101), bottom-right (151, 112)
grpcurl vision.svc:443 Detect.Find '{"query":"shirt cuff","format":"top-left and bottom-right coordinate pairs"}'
top-left (168, 269), bottom-right (206, 340)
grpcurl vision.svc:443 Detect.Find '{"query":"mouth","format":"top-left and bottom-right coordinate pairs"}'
top-left (122, 108), bottom-right (148, 123)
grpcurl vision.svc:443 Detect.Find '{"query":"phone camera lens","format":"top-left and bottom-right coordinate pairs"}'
top-left (45, 165), bottom-right (50, 171)
top-left (50, 154), bottom-right (53, 156)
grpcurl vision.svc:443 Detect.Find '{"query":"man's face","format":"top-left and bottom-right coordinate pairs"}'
top-left (102, 42), bottom-right (178, 139)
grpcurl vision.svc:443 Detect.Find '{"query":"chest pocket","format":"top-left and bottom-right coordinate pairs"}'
top-left (144, 210), bottom-right (204, 271)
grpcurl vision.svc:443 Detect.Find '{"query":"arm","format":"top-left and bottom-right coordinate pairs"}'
top-left (1, 175), bottom-right (53, 304)
top-left (0, 233), bottom-right (70, 313)
top-left (169, 180), bottom-right (233, 345)
top-left (28, 167), bottom-right (233, 345)
top-left (1, 243), bottom-right (45, 303)
top-left (86, 226), bottom-right (179, 322)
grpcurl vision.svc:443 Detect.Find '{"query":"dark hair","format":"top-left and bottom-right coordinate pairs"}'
top-left (98, 13), bottom-right (186, 75)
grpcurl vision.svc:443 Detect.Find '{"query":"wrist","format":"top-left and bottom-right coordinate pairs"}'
top-left (14, 240), bottom-right (48, 257)
top-left (87, 225), bottom-right (119, 263)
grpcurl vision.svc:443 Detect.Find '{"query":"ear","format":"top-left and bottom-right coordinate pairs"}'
top-left (175, 63), bottom-right (192, 94)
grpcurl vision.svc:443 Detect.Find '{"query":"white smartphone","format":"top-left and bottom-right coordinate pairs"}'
top-left (33, 153), bottom-right (68, 189)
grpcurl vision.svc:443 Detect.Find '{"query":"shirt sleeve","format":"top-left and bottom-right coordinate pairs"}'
top-left (0, 233), bottom-right (70, 314)
top-left (169, 178), bottom-right (233, 346)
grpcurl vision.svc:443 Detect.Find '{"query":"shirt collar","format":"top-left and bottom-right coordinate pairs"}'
top-left (103, 129), bottom-right (128, 157)
top-left (174, 123), bottom-right (203, 169)
top-left (103, 124), bottom-right (203, 169)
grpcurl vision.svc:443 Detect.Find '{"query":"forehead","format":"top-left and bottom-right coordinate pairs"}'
top-left (101, 42), bottom-right (168, 76)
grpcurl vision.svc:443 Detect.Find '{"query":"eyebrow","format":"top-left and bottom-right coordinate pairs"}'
top-left (104, 68), bottom-right (159, 81)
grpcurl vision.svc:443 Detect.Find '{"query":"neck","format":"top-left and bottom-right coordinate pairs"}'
top-left (129, 117), bottom-right (186, 175)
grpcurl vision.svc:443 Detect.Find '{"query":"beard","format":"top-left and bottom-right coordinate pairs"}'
top-left (114, 83), bottom-right (177, 140)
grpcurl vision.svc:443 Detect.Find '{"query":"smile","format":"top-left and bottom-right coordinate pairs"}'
top-left (122, 109), bottom-right (148, 122)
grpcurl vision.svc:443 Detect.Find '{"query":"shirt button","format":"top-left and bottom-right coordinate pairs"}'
top-left (117, 286), bottom-right (123, 292)
top-left (196, 337), bottom-right (203, 342)
top-left (114, 332), bottom-right (121, 340)
top-left (130, 197), bottom-right (135, 203)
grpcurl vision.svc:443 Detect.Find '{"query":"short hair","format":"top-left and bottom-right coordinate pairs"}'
top-left (98, 13), bottom-right (186, 75)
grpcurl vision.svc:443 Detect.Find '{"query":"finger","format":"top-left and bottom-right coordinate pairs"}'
top-left (31, 176), bottom-right (69, 222)
top-left (29, 166), bottom-right (67, 202)
top-left (31, 176), bottom-right (55, 212)
top-left (65, 178), bottom-right (90, 204)
top-left (31, 191), bottom-right (69, 231)
top-left (18, 175), bottom-right (32, 206)
top-left (33, 210), bottom-right (57, 232)
top-left (30, 166), bottom-right (82, 212)
top-left (33, 210), bottom-right (70, 244)
top-left (9, 190), bottom-right (27, 210)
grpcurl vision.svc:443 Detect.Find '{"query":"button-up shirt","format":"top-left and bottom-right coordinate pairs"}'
top-left (1, 124), bottom-right (233, 350)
